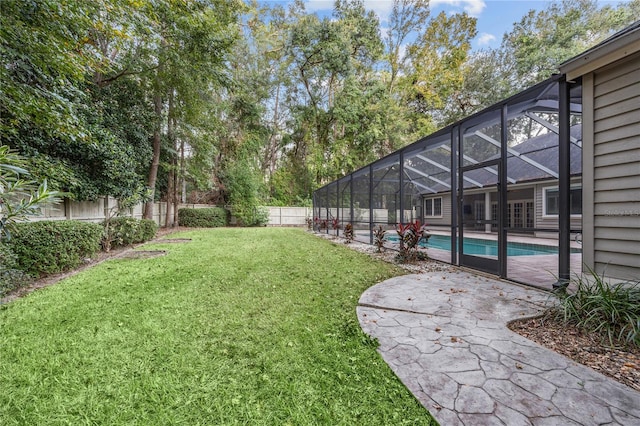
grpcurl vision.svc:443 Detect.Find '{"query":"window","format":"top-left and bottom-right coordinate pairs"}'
top-left (425, 197), bottom-right (442, 217)
top-left (543, 186), bottom-right (582, 216)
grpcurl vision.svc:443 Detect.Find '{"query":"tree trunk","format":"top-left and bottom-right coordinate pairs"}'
top-left (165, 89), bottom-right (176, 227)
top-left (144, 91), bottom-right (163, 220)
top-left (166, 166), bottom-right (174, 227)
top-left (173, 157), bottom-right (179, 226)
top-left (177, 136), bottom-right (185, 223)
top-left (263, 84), bottom-right (280, 180)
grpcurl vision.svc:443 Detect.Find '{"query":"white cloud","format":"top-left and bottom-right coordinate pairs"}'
top-left (303, 1), bottom-right (395, 20)
top-left (303, 0), bottom-right (334, 13)
top-left (477, 32), bottom-right (496, 46)
top-left (431, 0), bottom-right (487, 17)
top-left (362, 1), bottom-right (395, 19)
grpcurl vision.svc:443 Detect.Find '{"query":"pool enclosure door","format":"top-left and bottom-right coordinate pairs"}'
top-left (459, 160), bottom-right (502, 275)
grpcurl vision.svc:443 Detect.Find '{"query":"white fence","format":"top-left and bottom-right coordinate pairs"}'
top-left (32, 199), bottom-right (310, 227)
top-left (34, 197), bottom-right (169, 227)
top-left (265, 206), bottom-right (311, 227)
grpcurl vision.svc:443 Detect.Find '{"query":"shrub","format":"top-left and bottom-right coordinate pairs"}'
top-left (222, 159), bottom-right (267, 227)
top-left (551, 267), bottom-right (640, 347)
top-left (373, 225), bottom-right (385, 253)
top-left (178, 207), bottom-right (227, 228)
top-left (104, 217), bottom-right (158, 249)
top-left (8, 221), bottom-right (103, 276)
top-left (138, 219), bottom-right (158, 242)
top-left (396, 221), bottom-right (427, 263)
top-left (233, 205), bottom-right (269, 227)
top-left (0, 242), bottom-right (32, 297)
top-left (343, 223), bottom-right (354, 243)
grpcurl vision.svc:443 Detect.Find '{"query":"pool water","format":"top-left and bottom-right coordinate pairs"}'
top-left (386, 234), bottom-right (581, 256)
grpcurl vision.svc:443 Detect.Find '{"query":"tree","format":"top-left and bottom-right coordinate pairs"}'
top-left (0, 0), bottom-right (98, 142)
top-left (404, 11), bottom-right (477, 131)
top-left (384, 0), bottom-right (431, 94)
top-left (281, 0), bottom-right (387, 186)
top-left (501, 0), bottom-right (640, 88)
top-left (439, 48), bottom-right (514, 124)
top-left (140, 0), bottom-right (242, 221)
top-left (1, 0), bottom-right (155, 203)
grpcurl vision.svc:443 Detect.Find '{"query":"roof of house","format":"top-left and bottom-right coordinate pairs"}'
top-left (559, 20), bottom-right (640, 80)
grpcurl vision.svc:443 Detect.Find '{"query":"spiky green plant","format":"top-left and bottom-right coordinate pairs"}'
top-left (552, 266), bottom-right (640, 348)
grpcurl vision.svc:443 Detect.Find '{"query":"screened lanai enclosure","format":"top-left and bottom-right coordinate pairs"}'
top-left (313, 76), bottom-right (583, 288)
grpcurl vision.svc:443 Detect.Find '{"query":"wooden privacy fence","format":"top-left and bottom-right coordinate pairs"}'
top-left (32, 198), bottom-right (310, 227)
top-left (265, 206), bottom-right (311, 227)
top-left (33, 197), bottom-right (169, 227)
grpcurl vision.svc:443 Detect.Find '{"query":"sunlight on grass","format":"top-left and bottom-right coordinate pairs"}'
top-left (0, 228), bottom-right (437, 425)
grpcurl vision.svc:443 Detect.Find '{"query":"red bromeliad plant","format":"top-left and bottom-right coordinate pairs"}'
top-left (343, 223), bottom-right (354, 243)
top-left (313, 217), bottom-right (328, 231)
top-left (396, 220), bottom-right (429, 261)
top-left (396, 220), bottom-right (422, 247)
top-left (373, 225), bottom-right (386, 252)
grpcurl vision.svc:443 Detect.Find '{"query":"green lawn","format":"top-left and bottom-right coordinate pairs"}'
top-left (0, 228), bottom-right (436, 425)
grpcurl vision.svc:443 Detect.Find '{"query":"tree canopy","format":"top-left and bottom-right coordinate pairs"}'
top-left (1, 0), bottom-right (637, 210)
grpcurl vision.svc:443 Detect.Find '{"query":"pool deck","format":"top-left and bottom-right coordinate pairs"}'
top-left (350, 230), bottom-right (582, 289)
top-left (357, 271), bottom-right (640, 425)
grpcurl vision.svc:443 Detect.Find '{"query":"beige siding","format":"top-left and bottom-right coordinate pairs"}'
top-left (594, 188), bottom-right (640, 203)
top-left (423, 193), bottom-right (452, 226)
top-left (593, 145), bottom-right (640, 166)
top-left (594, 226), bottom-right (640, 241)
top-left (591, 52), bottom-right (640, 280)
top-left (534, 181), bottom-right (582, 234)
top-left (594, 92), bottom-right (640, 119)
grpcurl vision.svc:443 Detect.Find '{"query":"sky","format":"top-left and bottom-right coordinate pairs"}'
top-left (261, 0), bottom-right (626, 50)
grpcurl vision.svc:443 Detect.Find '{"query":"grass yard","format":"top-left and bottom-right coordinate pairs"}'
top-left (0, 228), bottom-right (436, 425)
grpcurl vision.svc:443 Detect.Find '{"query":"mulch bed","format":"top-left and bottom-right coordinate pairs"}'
top-left (508, 316), bottom-right (640, 392)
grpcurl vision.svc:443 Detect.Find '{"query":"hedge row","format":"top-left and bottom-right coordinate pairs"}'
top-left (8, 221), bottom-right (104, 276)
top-left (4, 218), bottom-right (158, 281)
top-left (178, 207), bottom-right (228, 227)
top-left (105, 217), bottom-right (157, 249)
top-left (0, 243), bottom-right (32, 297)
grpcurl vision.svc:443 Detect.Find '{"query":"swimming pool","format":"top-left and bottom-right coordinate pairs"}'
top-left (386, 234), bottom-right (581, 256)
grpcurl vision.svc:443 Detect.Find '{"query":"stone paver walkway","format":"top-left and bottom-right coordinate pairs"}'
top-left (357, 270), bottom-right (640, 425)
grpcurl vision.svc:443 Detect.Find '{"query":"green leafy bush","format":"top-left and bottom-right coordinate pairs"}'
top-left (552, 268), bottom-right (640, 347)
top-left (178, 207), bottom-right (227, 227)
top-left (222, 160), bottom-right (269, 227)
top-left (105, 217), bottom-right (157, 249)
top-left (8, 221), bottom-right (103, 276)
top-left (233, 205), bottom-right (270, 227)
top-left (0, 242), bottom-right (32, 297)
top-left (138, 219), bottom-right (158, 242)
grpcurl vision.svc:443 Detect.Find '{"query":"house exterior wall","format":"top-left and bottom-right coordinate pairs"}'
top-left (422, 193), bottom-right (453, 228)
top-left (534, 179), bottom-right (583, 238)
top-left (583, 51), bottom-right (640, 280)
top-left (424, 183), bottom-right (584, 237)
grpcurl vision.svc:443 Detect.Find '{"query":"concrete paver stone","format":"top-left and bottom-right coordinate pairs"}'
top-left (357, 271), bottom-right (640, 425)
